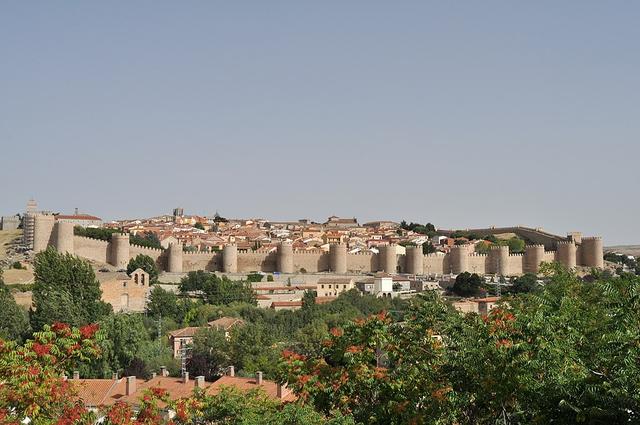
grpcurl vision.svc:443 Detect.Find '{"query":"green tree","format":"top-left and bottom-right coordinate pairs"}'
top-left (146, 286), bottom-right (180, 319)
top-left (247, 272), bottom-right (263, 283)
top-left (127, 254), bottom-right (159, 284)
top-left (511, 272), bottom-right (540, 293)
top-left (0, 269), bottom-right (29, 341)
top-left (451, 272), bottom-right (484, 297)
top-left (230, 323), bottom-right (280, 377)
top-left (180, 271), bottom-right (256, 305)
top-left (194, 222), bottom-right (205, 230)
top-left (423, 242), bottom-right (437, 255)
top-left (82, 313), bottom-right (151, 377)
top-left (129, 231), bottom-right (162, 249)
top-left (506, 236), bottom-right (525, 253)
top-left (31, 248), bottom-right (111, 330)
top-left (189, 327), bottom-right (231, 380)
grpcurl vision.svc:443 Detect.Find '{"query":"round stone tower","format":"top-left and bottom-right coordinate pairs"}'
top-left (33, 214), bottom-right (55, 253)
top-left (580, 237), bottom-right (604, 268)
top-left (167, 242), bottom-right (183, 273)
top-left (524, 245), bottom-right (545, 274)
top-left (406, 246), bottom-right (424, 275)
top-left (449, 245), bottom-right (469, 274)
top-left (329, 243), bottom-right (347, 274)
top-left (380, 244), bottom-right (398, 273)
top-left (489, 245), bottom-right (509, 276)
top-left (223, 244), bottom-right (238, 273)
top-left (54, 221), bottom-right (75, 255)
top-left (556, 241), bottom-right (577, 269)
top-left (278, 241), bottom-right (294, 273)
top-left (110, 233), bottom-right (130, 269)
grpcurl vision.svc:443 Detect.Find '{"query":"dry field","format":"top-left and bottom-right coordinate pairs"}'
top-left (0, 229), bottom-right (21, 260)
top-left (605, 245), bottom-right (640, 257)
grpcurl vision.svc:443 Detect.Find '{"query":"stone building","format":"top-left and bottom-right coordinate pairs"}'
top-left (316, 277), bottom-right (354, 298)
top-left (98, 268), bottom-right (150, 313)
top-left (56, 214), bottom-right (102, 228)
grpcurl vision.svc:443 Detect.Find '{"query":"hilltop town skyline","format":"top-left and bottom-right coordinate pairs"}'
top-left (1, 200), bottom-right (623, 247)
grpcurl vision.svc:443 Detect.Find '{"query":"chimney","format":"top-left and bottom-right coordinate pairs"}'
top-left (183, 372), bottom-right (189, 383)
top-left (126, 376), bottom-right (136, 396)
top-left (74, 207), bottom-right (79, 215)
top-left (112, 372), bottom-right (118, 380)
top-left (195, 376), bottom-right (205, 388)
top-left (160, 366), bottom-right (168, 377)
top-left (277, 383), bottom-right (286, 399)
top-left (228, 366), bottom-right (235, 377)
top-left (72, 371), bottom-right (80, 380)
top-left (256, 371), bottom-right (263, 385)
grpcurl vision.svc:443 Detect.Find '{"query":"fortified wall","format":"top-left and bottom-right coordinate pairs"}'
top-left (33, 215), bottom-right (604, 276)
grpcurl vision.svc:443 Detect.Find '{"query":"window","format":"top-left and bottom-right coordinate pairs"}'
top-left (134, 275), bottom-right (138, 284)
top-left (343, 284), bottom-right (347, 288)
top-left (141, 274), bottom-right (145, 284)
top-left (321, 284), bottom-right (325, 289)
top-left (329, 284), bottom-right (332, 288)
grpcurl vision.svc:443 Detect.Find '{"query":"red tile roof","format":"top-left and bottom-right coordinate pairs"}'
top-left (168, 326), bottom-right (200, 338)
top-left (57, 214), bottom-right (102, 221)
top-left (207, 375), bottom-right (296, 402)
top-left (270, 301), bottom-right (303, 308)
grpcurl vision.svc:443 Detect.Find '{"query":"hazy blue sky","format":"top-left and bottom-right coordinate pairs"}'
top-left (1, 2), bottom-right (638, 244)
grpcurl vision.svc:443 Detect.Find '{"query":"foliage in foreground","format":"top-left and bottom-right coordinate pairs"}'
top-left (280, 265), bottom-right (640, 424)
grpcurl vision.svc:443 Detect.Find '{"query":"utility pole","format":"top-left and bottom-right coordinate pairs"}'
top-left (496, 255), bottom-right (502, 297)
top-left (180, 341), bottom-right (192, 378)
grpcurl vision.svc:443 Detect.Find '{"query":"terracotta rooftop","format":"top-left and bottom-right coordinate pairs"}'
top-left (168, 326), bottom-right (201, 338)
top-left (207, 375), bottom-right (296, 402)
top-left (208, 317), bottom-right (245, 331)
top-left (473, 296), bottom-right (501, 303)
top-left (317, 277), bottom-right (354, 285)
top-left (57, 214), bottom-right (102, 221)
top-left (71, 378), bottom-right (126, 407)
top-left (270, 301), bottom-right (303, 308)
top-left (315, 296), bottom-right (337, 304)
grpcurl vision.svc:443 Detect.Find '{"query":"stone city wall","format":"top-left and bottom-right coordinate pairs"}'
top-left (34, 218), bottom-right (604, 276)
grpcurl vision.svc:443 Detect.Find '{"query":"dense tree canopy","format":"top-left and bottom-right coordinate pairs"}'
top-left (0, 269), bottom-right (29, 341)
top-left (126, 254), bottom-right (159, 284)
top-left (31, 248), bottom-right (111, 331)
top-left (451, 272), bottom-right (484, 297)
top-left (4, 262), bottom-right (640, 424)
top-left (179, 270), bottom-right (256, 305)
top-left (280, 266), bottom-right (640, 424)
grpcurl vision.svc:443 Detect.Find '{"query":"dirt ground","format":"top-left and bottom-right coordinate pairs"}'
top-left (605, 245), bottom-right (640, 257)
top-left (0, 229), bottom-right (21, 260)
top-left (3, 268), bottom-right (34, 285)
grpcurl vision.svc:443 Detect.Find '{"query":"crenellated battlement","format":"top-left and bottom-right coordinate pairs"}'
top-left (556, 240), bottom-right (576, 246)
top-left (183, 251), bottom-right (218, 256)
top-left (129, 243), bottom-right (164, 253)
top-left (348, 251), bottom-right (374, 256)
top-left (73, 235), bottom-right (110, 246)
top-left (34, 218), bottom-right (604, 276)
